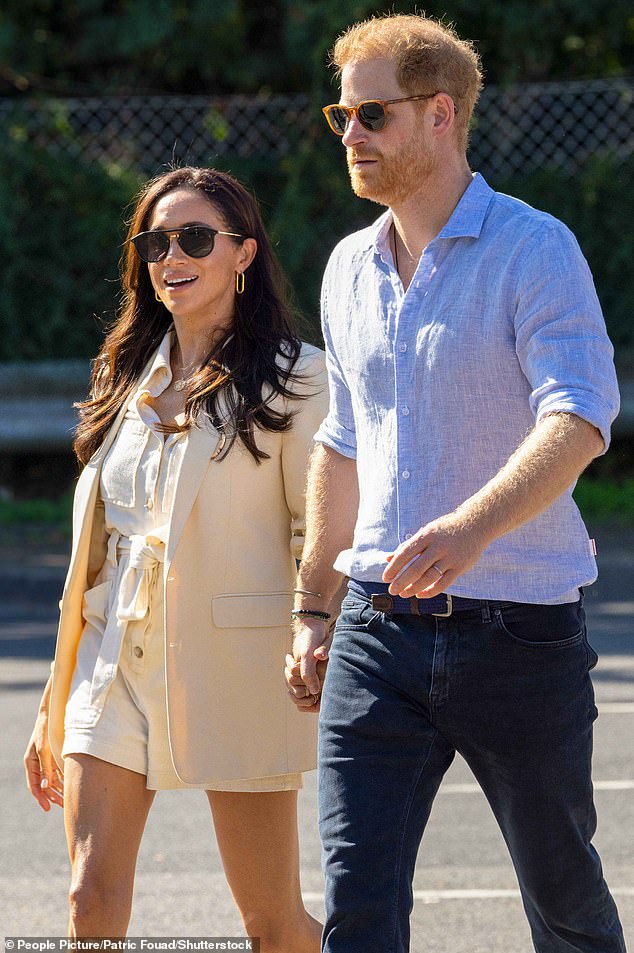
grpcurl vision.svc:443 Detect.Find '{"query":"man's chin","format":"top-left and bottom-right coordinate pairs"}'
top-left (349, 172), bottom-right (390, 205)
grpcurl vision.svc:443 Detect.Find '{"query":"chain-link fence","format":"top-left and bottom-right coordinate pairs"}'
top-left (2, 77), bottom-right (633, 179)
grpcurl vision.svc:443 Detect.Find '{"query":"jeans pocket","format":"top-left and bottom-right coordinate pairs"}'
top-left (493, 601), bottom-right (585, 648)
top-left (585, 638), bottom-right (599, 670)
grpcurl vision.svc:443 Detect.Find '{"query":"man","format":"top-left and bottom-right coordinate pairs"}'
top-left (286, 13), bottom-right (625, 953)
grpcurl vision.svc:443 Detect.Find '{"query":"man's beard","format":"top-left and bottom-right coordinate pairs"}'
top-left (347, 135), bottom-right (435, 207)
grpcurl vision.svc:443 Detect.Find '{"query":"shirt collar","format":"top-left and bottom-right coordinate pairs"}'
top-left (371, 211), bottom-right (396, 264)
top-left (135, 326), bottom-right (174, 402)
top-left (437, 172), bottom-right (494, 239)
top-left (371, 171), bottom-right (495, 261)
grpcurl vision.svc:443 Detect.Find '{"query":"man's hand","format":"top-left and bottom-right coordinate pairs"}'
top-left (382, 511), bottom-right (490, 598)
top-left (285, 618), bottom-right (331, 712)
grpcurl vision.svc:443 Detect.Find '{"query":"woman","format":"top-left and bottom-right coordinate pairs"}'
top-left (23, 166), bottom-right (328, 950)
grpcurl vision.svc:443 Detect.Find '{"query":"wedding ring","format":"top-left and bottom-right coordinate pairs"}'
top-left (431, 564), bottom-right (445, 579)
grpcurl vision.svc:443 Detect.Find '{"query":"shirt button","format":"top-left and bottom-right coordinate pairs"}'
top-left (133, 646), bottom-right (144, 658)
top-left (405, 533), bottom-right (413, 539)
top-left (145, 498), bottom-right (154, 510)
top-left (402, 470), bottom-right (410, 480)
top-left (399, 343), bottom-right (408, 352)
top-left (402, 406), bottom-right (410, 416)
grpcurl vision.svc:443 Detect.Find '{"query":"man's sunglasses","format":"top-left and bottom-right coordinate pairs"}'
top-left (130, 226), bottom-right (244, 263)
top-left (322, 91), bottom-right (451, 136)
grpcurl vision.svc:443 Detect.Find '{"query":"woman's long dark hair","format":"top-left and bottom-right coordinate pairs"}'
top-left (74, 167), bottom-right (306, 465)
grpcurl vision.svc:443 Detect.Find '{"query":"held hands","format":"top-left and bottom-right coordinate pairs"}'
top-left (382, 511), bottom-right (490, 597)
top-left (285, 617), bottom-right (331, 713)
top-left (24, 705), bottom-right (64, 812)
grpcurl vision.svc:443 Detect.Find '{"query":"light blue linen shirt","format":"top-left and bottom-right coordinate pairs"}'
top-left (315, 173), bottom-right (620, 603)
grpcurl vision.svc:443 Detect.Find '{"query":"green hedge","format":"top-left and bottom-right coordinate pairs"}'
top-left (1, 129), bottom-right (632, 360)
top-left (0, 127), bottom-right (141, 360)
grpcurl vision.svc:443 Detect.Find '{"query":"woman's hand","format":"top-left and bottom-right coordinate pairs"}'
top-left (285, 654), bottom-right (329, 712)
top-left (24, 691), bottom-right (64, 812)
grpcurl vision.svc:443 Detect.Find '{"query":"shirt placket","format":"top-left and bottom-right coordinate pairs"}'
top-left (129, 428), bottom-right (163, 670)
top-left (394, 249), bottom-right (437, 546)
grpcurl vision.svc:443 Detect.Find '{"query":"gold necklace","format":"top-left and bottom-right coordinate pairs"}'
top-left (171, 346), bottom-right (199, 392)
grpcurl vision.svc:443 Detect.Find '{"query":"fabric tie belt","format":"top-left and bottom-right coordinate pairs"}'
top-left (347, 579), bottom-right (515, 618)
top-left (87, 530), bottom-right (166, 712)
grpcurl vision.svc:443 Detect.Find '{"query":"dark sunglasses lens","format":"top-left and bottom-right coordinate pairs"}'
top-left (357, 101), bottom-right (386, 131)
top-left (178, 226), bottom-right (216, 258)
top-left (328, 106), bottom-right (350, 135)
top-left (132, 232), bottom-right (169, 262)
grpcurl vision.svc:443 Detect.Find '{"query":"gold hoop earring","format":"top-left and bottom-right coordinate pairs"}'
top-left (155, 290), bottom-right (162, 303)
top-left (235, 271), bottom-right (245, 295)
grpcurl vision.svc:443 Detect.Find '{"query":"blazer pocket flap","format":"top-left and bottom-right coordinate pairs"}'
top-left (212, 592), bottom-right (292, 629)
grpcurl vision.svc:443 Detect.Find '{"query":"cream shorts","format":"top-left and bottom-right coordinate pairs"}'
top-left (62, 564), bottom-right (303, 792)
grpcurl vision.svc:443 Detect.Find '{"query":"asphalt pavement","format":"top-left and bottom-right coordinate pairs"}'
top-left (1, 523), bottom-right (632, 952)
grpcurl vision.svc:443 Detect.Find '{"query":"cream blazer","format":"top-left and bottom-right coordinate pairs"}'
top-left (49, 342), bottom-right (329, 784)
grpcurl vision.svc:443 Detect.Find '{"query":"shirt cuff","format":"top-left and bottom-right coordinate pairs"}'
top-left (314, 419), bottom-right (357, 459)
top-left (535, 396), bottom-right (613, 454)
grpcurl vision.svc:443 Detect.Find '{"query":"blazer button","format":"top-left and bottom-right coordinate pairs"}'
top-left (133, 646), bottom-right (144, 658)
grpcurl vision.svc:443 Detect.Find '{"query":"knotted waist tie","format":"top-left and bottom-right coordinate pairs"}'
top-left (88, 529), bottom-right (166, 712)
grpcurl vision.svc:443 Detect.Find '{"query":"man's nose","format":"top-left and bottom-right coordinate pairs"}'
top-left (341, 114), bottom-right (369, 148)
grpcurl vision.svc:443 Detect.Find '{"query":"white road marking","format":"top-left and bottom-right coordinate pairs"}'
top-left (592, 601), bottom-right (634, 614)
top-left (302, 888), bottom-right (634, 904)
top-left (594, 780), bottom-right (634, 790)
top-left (599, 702), bottom-right (634, 713)
top-left (440, 780), bottom-right (634, 793)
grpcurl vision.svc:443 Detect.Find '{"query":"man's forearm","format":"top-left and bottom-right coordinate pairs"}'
top-left (454, 412), bottom-right (604, 547)
top-left (296, 443), bottom-right (359, 612)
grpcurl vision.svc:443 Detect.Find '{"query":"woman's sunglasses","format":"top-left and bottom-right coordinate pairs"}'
top-left (130, 225), bottom-right (244, 263)
top-left (322, 91), bottom-right (450, 136)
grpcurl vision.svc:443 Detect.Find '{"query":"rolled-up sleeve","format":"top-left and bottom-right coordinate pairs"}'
top-left (314, 260), bottom-right (358, 459)
top-left (514, 220), bottom-right (620, 452)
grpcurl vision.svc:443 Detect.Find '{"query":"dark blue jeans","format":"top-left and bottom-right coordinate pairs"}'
top-left (318, 590), bottom-right (625, 953)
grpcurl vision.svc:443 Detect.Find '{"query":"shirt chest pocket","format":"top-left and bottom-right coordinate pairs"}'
top-left (100, 418), bottom-right (150, 508)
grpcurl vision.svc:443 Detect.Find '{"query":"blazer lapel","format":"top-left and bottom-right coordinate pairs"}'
top-left (165, 420), bottom-right (225, 571)
top-left (65, 388), bottom-right (137, 575)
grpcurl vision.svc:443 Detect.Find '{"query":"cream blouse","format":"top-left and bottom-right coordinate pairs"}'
top-left (81, 329), bottom-right (188, 718)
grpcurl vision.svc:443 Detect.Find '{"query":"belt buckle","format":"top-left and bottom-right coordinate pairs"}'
top-left (371, 594), bottom-right (393, 612)
top-left (432, 594), bottom-right (453, 618)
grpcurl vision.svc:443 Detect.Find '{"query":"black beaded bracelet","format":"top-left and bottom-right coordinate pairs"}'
top-left (291, 608), bottom-right (331, 621)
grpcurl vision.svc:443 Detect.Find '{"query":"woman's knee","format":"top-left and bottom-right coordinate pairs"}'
top-left (68, 863), bottom-right (133, 933)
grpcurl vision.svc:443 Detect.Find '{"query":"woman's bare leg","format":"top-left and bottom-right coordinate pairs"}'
top-left (207, 789), bottom-right (321, 953)
top-left (64, 754), bottom-right (155, 938)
